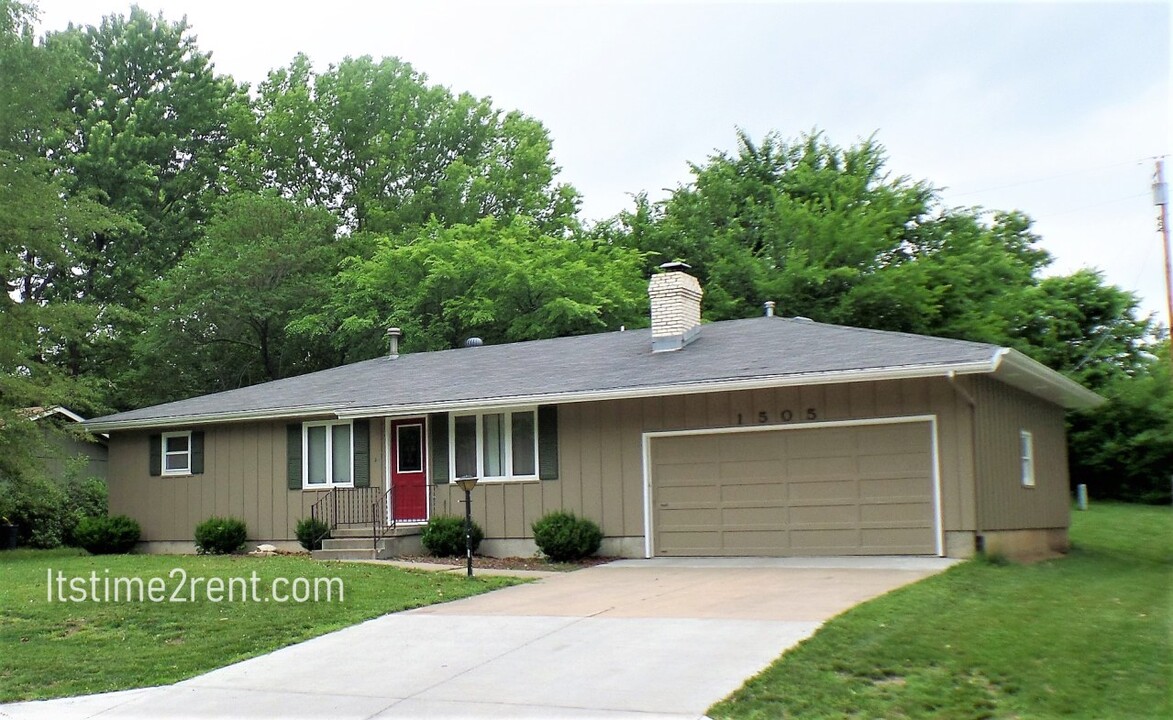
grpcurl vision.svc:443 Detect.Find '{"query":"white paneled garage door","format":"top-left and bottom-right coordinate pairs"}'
top-left (649, 420), bottom-right (938, 556)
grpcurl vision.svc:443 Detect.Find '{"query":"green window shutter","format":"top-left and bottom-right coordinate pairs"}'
top-left (149, 434), bottom-right (162, 477)
top-left (190, 432), bottom-right (205, 475)
top-left (538, 405), bottom-right (559, 480)
top-left (352, 419), bottom-right (370, 488)
top-left (429, 413), bottom-right (449, 484)
top-left (286, 424), bottom-right (302, 490)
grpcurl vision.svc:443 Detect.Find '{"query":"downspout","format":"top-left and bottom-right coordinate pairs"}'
top-left (947, 370), bottom-right (983, 554)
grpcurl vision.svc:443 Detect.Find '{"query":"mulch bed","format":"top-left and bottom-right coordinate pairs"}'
top-left (395, 554), bottom-right (617, 572)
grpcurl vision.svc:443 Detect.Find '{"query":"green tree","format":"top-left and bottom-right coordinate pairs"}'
top-left (304, 217), bottom-right (647, 358)
top-left (612, 131), bottom-right (941, 323)
top-left (1005, 270), bottom-right (1154, 389)
top-left (27, 6), bottom-right (243, 407)
top-left (1068, 342), bottom-right (1172, 503)
top-left (1, 0), bottom-right (108, 475)
top-left (41, 6), bottom-right (242, 304)
top-left (128, 193), bottom-right (343, 404)
top-left (229, 54), bottom-right (579, 235)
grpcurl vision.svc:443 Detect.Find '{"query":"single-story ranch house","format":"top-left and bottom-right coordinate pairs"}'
top-left (84, 264), bottom-right (1101, 560)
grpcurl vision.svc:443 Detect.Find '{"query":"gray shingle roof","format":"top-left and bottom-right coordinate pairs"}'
top-left (86, 317), bottom-right (1030, 430)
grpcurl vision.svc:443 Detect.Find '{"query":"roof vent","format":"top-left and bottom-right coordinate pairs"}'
top-left (461, 337), bottom-right (484, 348)
top-left (793, 316), bottom-right (814, 323)
top-left (764, 301), bottom-right (776, 317)
top-left (386, 327), bottom-right (402, 359)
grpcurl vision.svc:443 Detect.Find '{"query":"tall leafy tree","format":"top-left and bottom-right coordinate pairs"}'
top-left (0, 0), bottom-right (107, 481)
top-left (612, 131), bottom-right (940, 322)
top-left (229, 54), bottom-right (579, 235)
top-left (302, 217), bottom-right (647, 358)
top-left (1068, 341), bottom-right (1172, 503)
top-left (40, 6), bottom-right (242, 306)
top-left (27, 7), bottom-right (243, 406)
top-left (128, 193), bottom-right (343, 404)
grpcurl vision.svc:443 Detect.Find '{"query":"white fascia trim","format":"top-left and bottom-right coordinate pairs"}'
top-left (992, 349), bottom-right (1105, 409)
top-left (336, 360), bottom-right (1000, 419)
top-left (82, 406), bottom-right (342, 433)
top-left (83, 358), bottom-right (1004, 432)
top-left (30, 406), bottom-right (88, 423)
top-left (640, 415), bottom-right (946, 558)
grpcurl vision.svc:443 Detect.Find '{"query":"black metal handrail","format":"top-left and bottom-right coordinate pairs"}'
top-left (309, 487), bottom-right (336, 527)
top-left (311, 487), bottom-right (384, 530)
top-left (372, 485), bottom-right (395, 551)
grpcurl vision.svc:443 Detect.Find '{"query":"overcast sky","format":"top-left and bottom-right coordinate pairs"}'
top-left (35, 0), bottom-right (1172, 324)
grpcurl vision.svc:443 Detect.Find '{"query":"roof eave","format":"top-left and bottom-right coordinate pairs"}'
top-left (82, 406), bottom-right (342, 433)
top-left (991, 348), bottom-right (1106, 410)
top-left (83, 359), bottom-right (1000, 431)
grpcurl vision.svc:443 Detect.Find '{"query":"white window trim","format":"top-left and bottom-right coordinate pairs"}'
top-left (395, 422), bottom-right (425, 474)
top-left (161, 431), bottom-right (192, 477)
top-left (302, 420), bottom-right (355, 489)
top-left (448, 408), bottom-right (539, 484)
top-left (1020, 430), bottom-right (1036, 488)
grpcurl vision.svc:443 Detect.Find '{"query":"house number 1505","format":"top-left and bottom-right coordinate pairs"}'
top-left (736, 408), bottom-right (818, 425)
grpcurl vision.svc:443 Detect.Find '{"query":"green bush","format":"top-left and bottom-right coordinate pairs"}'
top-left (295, 516), bottom-right (331, 551)
top-left (421, 515), bottom-right (483, 557)
top-left (73, 515), bottom-right (141, 554)
top-left (0, 474), bottom-right (68, 548)
top-left (0, 475), bottom-right (108, 549)
top-left (194, 516), bottom-right (248, 554)
top-left (532, 511), bottom-right (602, 562)
top-left (62, 478), bottom-right (108, 546)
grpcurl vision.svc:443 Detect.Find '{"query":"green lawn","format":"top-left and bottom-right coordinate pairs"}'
top-left (710, 503), bottom-right (1173, 720)
top-left (0, 551), bottom-right (522, 702)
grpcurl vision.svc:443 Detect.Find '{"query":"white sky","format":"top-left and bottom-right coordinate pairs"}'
top-left (35, 0), bottom-right (1173, 325)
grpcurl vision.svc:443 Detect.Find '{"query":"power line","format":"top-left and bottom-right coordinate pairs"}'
top-left (945, 156), bottom-right (1156, 199)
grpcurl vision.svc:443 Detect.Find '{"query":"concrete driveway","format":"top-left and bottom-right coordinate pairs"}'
top-left (0, 557), bottom-right (955, 720)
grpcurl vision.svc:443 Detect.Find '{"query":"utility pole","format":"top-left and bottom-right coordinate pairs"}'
top-left (1155, 157), bottom-right (1173, 368)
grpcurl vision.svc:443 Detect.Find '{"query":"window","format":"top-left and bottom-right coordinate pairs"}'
top-left (396, 424), bottom-right (423, 473)
top-left (1020, 430), bottom-right (1035, 488)
top-left (162, 431), bottom-right (191, 476)
top-left (304, 421), bottom-right (353, 487)
top-left (450, 409), bottom-right (538, 481)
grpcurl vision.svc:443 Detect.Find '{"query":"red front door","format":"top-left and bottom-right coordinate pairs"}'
top-left (390, 419), bottom-right (428, 523)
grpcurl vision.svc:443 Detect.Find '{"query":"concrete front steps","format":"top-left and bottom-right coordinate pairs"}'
top-left (311, 525), bottom-right (424, 561)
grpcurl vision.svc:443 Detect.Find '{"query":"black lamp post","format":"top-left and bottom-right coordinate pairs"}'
top-left (455, 476), bottom-right (479, 577)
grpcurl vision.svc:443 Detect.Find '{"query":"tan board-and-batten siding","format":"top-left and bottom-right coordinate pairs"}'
top-left (433, 376), bottom-right (985, 551)
top-left (971, 375), bottom-right (1070, 532)
top-left (107, 420), bottom-right (384, 544)
top-left (106, 375), bottom-right (1069, 555)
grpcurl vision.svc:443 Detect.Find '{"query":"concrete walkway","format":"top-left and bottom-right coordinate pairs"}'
top-left (0, 557), bottom-right (956, 720)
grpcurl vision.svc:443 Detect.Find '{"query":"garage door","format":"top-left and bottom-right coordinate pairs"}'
top-left (650, 422), bottom-right (937, 556)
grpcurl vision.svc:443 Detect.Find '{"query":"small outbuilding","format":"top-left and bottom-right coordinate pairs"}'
top-left (84, 266), bottom-right (1100, 560)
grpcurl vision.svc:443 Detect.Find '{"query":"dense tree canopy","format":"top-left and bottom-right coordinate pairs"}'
top-left (1, 2), bottom-right (1167, 504)
top-left (126, 193), bottom-right (344, 405)
top-left (306, 217), bottom-right (647, 359)
top-left (228, 53), bottom-right (579, 235)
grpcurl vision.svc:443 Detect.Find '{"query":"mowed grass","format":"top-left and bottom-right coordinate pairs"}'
top-left (0, 551), bottom-right (522, 702)
top-left (710, 503), bottom-right (1172, 720)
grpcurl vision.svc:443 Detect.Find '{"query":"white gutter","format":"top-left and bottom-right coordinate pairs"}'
top-left (83, 405), bottom-right (341, 432)
top-left (992, 348), bottom-right (1105, 409)
top-left (84, 358), bottom-right (1000, 431)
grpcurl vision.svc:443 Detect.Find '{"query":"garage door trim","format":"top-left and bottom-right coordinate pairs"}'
top-left (641, 414), bottom-right (944, 558)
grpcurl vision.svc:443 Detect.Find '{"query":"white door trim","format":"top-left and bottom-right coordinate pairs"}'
top-left (383, 419), bottom-right (393, 525)
top-left (641, 414), bottom-right (945, 558)
top-left (386, 416), bottom-right (431, 525)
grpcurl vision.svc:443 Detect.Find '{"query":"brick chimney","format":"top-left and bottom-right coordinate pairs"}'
top-left (649, 261), bottom-right (703, 352)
